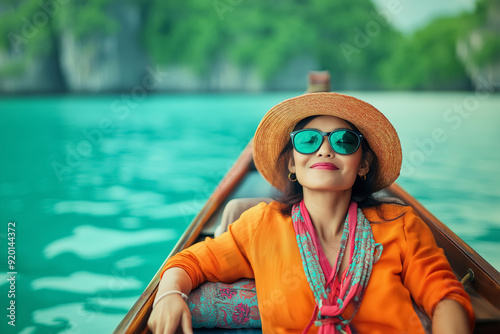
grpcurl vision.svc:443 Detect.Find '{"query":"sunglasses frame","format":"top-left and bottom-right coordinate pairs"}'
top-left (290, 128), bottom-right (364, 155)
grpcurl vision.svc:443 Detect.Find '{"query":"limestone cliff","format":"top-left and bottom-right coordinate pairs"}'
top-left (457, 1), bottom-right (500, 91)
top-left (0, 1), bottom-right (311, 93)
top-left (59, 3), bottom-right (147, 92)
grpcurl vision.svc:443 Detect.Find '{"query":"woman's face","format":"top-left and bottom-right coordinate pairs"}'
top-left (289, 116), bottom-right (369, 193)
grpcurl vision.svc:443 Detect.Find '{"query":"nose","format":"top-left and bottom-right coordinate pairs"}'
top-left (316, 136), bottom-right (334, 157)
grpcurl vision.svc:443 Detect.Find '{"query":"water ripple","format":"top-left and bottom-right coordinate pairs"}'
top-left (32, 271), bottom-right (142, 294)
top-left (44, 226), bottom-right (176, 259)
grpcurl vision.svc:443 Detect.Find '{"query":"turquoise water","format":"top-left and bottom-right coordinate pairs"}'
top-left (0, 92), bottom-right (499, 333)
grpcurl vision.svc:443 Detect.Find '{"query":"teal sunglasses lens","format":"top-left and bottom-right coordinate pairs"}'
top-left (291, 129), bottom-right (361, 155)
top-left (329, 130), bottom-right (359, 154)
top-left (293, 130), bottom-right (322, 154)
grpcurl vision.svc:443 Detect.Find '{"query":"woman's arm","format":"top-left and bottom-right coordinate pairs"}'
top-left (399, 207), bottom-right (474, 331)
top-left (147, 202), bottom-right (268, 332)
top-left (432, 298), bottom-right (470, 334)
top-left (148, 268), bottom-right (193, 334)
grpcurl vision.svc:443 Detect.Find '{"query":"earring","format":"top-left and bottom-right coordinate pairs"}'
top-left (360, 174), bottom-right (367, 181)
top-left (288, 172), bottom-right (297, 182)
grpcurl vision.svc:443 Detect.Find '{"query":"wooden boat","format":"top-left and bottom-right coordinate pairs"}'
top-left (115, 139), bottom-right (500, 333)
top-left (116, 72), bottom-right (499, 332)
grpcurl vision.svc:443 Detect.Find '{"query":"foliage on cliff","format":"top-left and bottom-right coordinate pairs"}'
top-left (0, 1), bottom-right (53, 64)
top-left (379, 15), bottom-right (475, 89)
top-left (0, 0), bottom-right (497, 90)
top-left (467, 0), bottom-right (500, 67)
top-left (143, 0), bottom-right (401, 88)
top-left (0, 0), bottom-right (121, 78)
top-left (379, 0), bottom-right (498, 89)
top-left (0, 0), bottom-right (120, 52)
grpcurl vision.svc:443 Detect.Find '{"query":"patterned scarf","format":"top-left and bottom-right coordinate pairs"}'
top-left (292, 200), bottom-right (383, 334)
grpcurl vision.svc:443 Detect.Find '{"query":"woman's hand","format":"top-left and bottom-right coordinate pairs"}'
top-left (148, 268), bottom-right (194, 334)
top-left (147, 294), bottom-right (192, 334)
top-left (432, 298), bottom-right (470, 334)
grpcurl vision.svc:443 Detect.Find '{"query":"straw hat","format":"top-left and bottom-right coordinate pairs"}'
top-left (253, 92), bottom-right (402, 192)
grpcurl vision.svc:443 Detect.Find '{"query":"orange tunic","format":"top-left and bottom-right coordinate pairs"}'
top-left (162, 202), bottom-right (474, 333)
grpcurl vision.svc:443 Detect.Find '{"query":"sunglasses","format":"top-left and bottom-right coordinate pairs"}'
top-left (290, 128), bottom-right (364, 155)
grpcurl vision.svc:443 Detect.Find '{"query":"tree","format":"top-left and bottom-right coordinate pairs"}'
top-left (379, 7), bottom-right (483, 89)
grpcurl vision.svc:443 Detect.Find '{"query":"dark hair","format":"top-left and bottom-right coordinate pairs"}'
top-left (274, 116), bottom-right (401, 215)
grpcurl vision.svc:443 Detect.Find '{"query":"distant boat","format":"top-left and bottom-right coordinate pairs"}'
top-left (114, 73), bottom-right (500, 334)
top-left (305, 71), bottom-right (331, 93)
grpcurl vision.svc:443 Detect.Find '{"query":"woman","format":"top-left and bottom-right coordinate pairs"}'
top-left (148, 93), bottom-right (474, 333)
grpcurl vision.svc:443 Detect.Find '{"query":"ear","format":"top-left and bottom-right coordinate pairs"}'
top-left (288, 156), bottom-right (296, 173)
top-left (358, 155), bottom-right (371, 177)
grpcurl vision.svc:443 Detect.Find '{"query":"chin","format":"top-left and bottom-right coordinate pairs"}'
top-left (303, 183), bottom-right (353, 193)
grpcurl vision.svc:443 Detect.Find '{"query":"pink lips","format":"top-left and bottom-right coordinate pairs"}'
top-left (310, 162), bottom-right (339, 170)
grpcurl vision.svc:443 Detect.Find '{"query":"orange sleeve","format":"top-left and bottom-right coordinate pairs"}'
top-left (160, 202), bottom-right (268, 289)
top-left (400, 207), bottom-right (475, 331)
